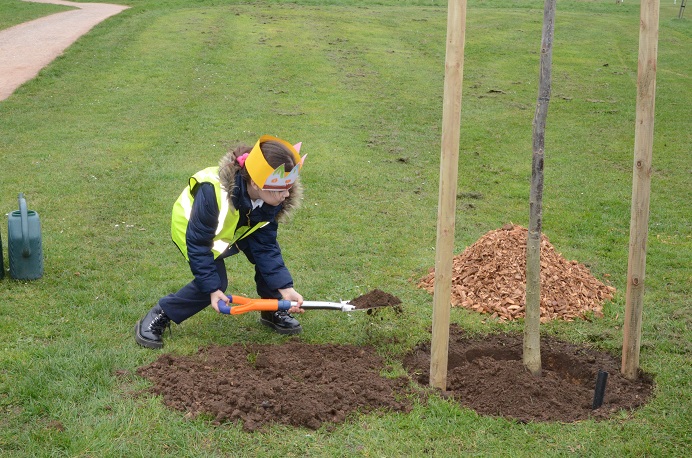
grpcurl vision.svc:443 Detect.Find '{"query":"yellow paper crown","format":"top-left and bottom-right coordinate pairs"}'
top-left (244, 135), bottom-right (306, 190)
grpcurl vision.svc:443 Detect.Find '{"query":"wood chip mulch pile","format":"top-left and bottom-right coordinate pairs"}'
top-left (417, 224), bottom-right (616, 322)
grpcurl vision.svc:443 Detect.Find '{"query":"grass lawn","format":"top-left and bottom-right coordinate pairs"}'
top-left (0, 0), bottom-right (74, 30)
top-left (0, 0), bottom-right (689, 456)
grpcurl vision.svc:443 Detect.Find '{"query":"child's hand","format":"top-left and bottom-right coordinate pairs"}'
top-left (210, 290), bottom-right (229, 313)
top-left (279, 287), bottom-right (305, 314)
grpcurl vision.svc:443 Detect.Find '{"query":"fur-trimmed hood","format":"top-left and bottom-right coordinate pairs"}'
top-left (218, 150), bottom-right (303, 222)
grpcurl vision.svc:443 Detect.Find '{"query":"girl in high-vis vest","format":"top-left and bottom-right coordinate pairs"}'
top-left (135, 135), bottom-right (307, 349)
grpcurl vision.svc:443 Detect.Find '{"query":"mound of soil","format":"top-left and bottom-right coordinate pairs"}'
top-left (348, 288), bottom-right (403, 314)
top-left (136, 341), bottom-right (415, 431)
top-left (403, 325), bottom-right (654, 423)
top-left (418, 224), bottom-right (616, 322)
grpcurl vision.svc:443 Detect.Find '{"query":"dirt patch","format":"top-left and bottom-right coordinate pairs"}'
top-left (136, 326), bottom-right (654, 429)
top-left (418, 224), bottom-right (616, 322)
top-left (403, 325), bottom-right (654, 423)
top-left (136, 291), bottom-right (654, 429)
top-left (136, 341), bottom-right (415, 431)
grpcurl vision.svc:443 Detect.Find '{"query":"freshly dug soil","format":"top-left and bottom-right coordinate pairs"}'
top-left (418, 224), bottom-right (616, 322)
top-left (136, 292), bottom-right (654, 430)
top-left (348, 288), bottom-right (401, 309)
top-left (348, 288), bottom-right (403, 314)
top-left (136, 341), bottom-right (415, 431)
top-left (403, 325), bottom-right (654, 423)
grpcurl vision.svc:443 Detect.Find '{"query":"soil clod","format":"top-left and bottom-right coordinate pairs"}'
top-left (348, 288), bottom-right (403, 314)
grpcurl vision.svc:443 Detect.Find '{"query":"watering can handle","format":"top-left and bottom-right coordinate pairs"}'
top-left (18, 193), bottom-right (31, 257)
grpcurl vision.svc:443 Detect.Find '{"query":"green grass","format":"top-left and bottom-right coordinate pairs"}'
top-left (0, 0), bottom-right (74, 30)
top-left (0, 0), bottom-right (690, 456)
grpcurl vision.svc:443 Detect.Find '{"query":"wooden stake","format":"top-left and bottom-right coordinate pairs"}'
top-left (430, 0), bottom-right (468, 391)
top-left (622, 0), bottom-right (660, 381)
top-left (524, 0), bottom-right (556, 377)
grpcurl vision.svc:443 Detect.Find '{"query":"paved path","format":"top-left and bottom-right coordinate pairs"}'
top-left (0, 0), bottom-right (129, 101)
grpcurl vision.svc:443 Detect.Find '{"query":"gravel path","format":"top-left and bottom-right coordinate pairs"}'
top-left (0, 0), bottom-right (129, 101)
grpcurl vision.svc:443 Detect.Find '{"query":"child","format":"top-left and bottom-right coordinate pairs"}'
top-left (135, 135), bottom-right (307, 349)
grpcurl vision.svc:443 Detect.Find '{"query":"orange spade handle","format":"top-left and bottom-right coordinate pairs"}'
top-left (217, 295), bottom-right (291, 315)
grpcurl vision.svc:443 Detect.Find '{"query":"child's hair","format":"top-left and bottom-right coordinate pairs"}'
top-left (219, 140), bottom-right (296, 189)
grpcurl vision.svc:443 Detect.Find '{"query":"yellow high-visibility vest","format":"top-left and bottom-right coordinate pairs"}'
top-left (171, 167), bottom-right (268, 260)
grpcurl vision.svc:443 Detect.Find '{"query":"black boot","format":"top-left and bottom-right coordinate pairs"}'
top-left (134, 304), bottom-right (171, 349)
top-left (260, 311), bottom-right (302, 335)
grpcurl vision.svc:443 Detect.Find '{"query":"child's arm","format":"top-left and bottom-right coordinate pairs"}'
top-left (239, 221), bottom-right (303, 305)
top-left (242, 221), bottom-right (294, 290)
top-left (186, 183), bottom-right (224, 294)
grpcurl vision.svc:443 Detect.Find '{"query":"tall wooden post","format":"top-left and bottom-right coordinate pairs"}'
top-left (524, 0), bottom-right (556, 377)
top-left (430, 0), bottom-right (468, 390)
top-left (622, 0), bottom-right (660, 381)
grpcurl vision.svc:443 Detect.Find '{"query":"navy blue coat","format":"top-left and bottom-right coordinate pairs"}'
top-left (185, 174), bottom-right (293, 295)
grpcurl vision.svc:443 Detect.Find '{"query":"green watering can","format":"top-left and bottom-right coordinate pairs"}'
top-left (8, 193), bottom-right (43, 280)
